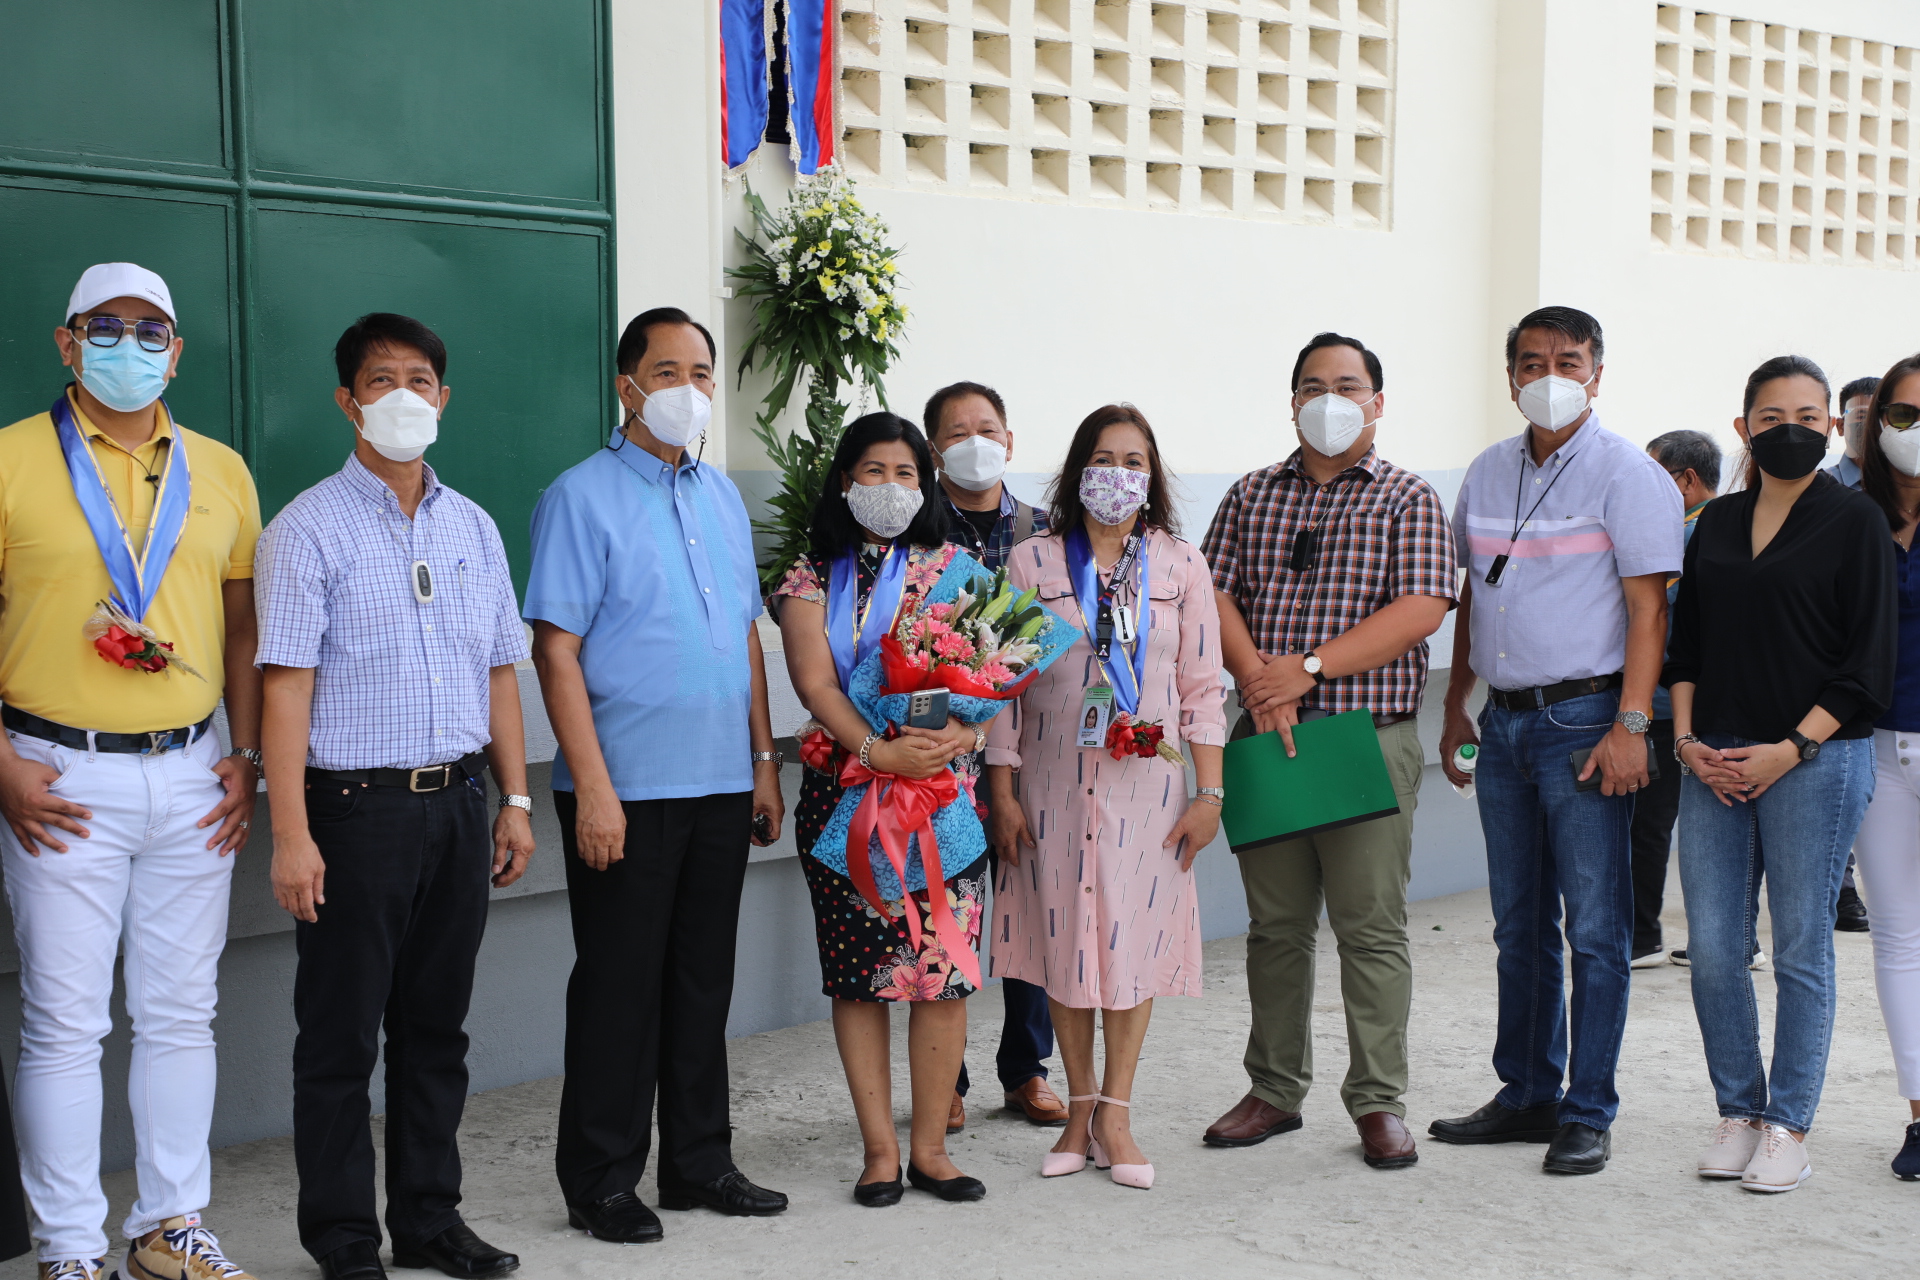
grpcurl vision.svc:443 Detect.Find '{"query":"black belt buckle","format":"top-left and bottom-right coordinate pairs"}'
top-left (409, 764), bottom-right (453, 792)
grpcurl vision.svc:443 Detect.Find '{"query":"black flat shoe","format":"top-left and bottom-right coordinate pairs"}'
top-left (658, 1169), bottom-right (789, 1216)
top-left (567, 1191), bottom-right (663, 1243)
top-left (854, 1167), bottom-right (905, 1207)
top-left (1894, 1121), bottom-right (1920, 1180)
top-left (319, 1240), bottom-right (388, 1280)
top-left (1543, 1121), bottom-right (1611, 1174)
top-left (906, 1162), bottom-right (986, 1202)
top-left (1837, 884), bottom-right (1871, 932)
top-left (391, 1224), bottom-right (517, 1278)
top-left (1427, 1098), bottom-right (1561, 1145)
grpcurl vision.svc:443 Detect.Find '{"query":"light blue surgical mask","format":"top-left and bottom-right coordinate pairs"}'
top-left (77, 339), bottom-right (171, 412)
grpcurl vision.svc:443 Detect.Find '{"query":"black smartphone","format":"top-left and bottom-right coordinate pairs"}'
top-left (752, 812), bottom-right (774, 844)
top-left (905, 687), bottom-right (951, 730)
top-left (1571, 740), bottom-right (1662, 793)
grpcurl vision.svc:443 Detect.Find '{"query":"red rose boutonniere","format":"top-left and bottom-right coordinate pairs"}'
top-left (1106, 712), bottom-right (1186, 765)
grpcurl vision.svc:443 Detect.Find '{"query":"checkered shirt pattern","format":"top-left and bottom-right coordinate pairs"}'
top-left (1201, 448), bottom-right (1458, 717)
top-left (254, 455), bottom-right (528, 771)
top-left (942, 487), bottom-right (1048, 571)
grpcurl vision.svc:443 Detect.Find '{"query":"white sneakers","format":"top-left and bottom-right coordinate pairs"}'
top-left (1698, 1118), bottom-right (1812, 1192)
top-left (1741, 1123), bottom-right (1813, 1193)
top-left (1697, 1116), bottom-right (1762, 1177)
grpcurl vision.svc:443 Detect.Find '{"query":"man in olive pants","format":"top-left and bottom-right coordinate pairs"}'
top-left (1198, 332), bottom-right (1457, 1168)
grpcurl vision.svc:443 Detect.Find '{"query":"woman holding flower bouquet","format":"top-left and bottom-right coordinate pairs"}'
top-left (776, 412), bottom-right (995, 1206)
top-left (985, 404), bottom-right (1229, 1191)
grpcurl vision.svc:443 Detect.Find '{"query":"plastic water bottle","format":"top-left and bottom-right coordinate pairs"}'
top-left (1451, 743), bottom-right (1479, 799)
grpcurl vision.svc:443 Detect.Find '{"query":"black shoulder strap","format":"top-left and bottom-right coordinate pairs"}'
top-left (1013, 500), bottom-right (1035, 544)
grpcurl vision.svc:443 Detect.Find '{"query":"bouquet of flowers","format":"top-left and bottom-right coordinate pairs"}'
top-left (807, 550), bottom-right (1080, 990)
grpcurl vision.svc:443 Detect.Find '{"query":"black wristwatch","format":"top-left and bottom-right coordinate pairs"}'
top-left (1303, 651), bottom-right (1327, 685)
top-left (1787, 730), bottom-right (1821, 762)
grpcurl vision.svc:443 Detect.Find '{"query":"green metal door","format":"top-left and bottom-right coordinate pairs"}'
top-left (0, 0), bottom-right (613, 587)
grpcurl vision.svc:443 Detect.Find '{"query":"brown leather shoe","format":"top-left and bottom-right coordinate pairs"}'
top-left (1202, 1093), bottom-right (1303, 1147)
top-left (1357, 1111), bottom-right (1418, 1169)
top-left (947, 1090), bottom-right (965, 1133)
top-left (1002, 1077), bottom-right (1070, 1126)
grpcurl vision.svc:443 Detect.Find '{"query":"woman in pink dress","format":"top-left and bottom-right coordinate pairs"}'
top-left (985, 404), bottom-right (1228, 1190)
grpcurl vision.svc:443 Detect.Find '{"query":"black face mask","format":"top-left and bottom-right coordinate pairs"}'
top-left (1748, 422), bottom-right (1830, 481)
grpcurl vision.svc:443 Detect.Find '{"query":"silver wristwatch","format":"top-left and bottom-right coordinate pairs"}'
top-left (229, 747), bottom-right (263, 768)
top-left (1615, 709), bottom-right (1651, 735)
top-left (1196, 786), bottom-right (1226, 807)
top-left (752, 750), bottom-right (784, 767)
top-left (498, 793), bottom-right (533, 813)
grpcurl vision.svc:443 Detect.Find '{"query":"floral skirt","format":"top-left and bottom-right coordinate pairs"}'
top-left (801, 849), bottom-right (989, 1003)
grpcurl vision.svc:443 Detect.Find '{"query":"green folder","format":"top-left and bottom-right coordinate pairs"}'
top-left (1221, 709), bottom-right (1402, 852)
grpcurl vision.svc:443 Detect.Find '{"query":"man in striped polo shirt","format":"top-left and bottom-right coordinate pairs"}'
top-left (1432, 306), bottom-right (1683, 1176)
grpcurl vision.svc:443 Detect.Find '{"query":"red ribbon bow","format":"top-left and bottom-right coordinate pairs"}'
top-left (836, 754), bottom-right (982, 991)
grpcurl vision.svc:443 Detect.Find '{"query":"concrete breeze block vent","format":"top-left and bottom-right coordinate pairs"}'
top-left (837, 0), bottom-right (1394, 226)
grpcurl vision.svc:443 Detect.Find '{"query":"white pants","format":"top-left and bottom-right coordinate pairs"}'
top-left (1855, 727), bottom-right (1920, 1100)
top-left (0, 727), bottom-right (233, 1261)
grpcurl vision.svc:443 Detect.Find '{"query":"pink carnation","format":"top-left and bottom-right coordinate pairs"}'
top-left (925, 619), bottom-right (951, 637)
top-left (927, 602), bottom-right (953, 620)
top-left (977, 661), bottom-right (1014, 687)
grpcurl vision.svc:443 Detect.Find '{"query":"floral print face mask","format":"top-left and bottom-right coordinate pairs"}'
top-left (844, 480), bottom-right (924, 539)
top-left (1078, 465), bottom-right (1151, 527)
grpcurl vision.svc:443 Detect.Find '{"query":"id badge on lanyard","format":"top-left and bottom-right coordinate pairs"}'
top-left (1076, 685), bottom-right (1114, 748)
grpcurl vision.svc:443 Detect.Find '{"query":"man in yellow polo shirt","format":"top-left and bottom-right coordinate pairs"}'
top-left (0, 263), bottom-right (262, 1280)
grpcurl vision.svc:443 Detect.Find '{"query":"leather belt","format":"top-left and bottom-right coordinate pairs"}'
top-left (1485, 672), bottom-right (1623, 712)
top-left (1294, 707), bottom-right (1420, 730)
top-left (3, 705), bottom-right (213, 755)
top-left (307, 752), bottom-right (488, 793)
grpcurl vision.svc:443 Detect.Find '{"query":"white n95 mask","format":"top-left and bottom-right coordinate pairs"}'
top-left (939, 434), bottom-right (1009, 491)
top-left (1297, 393), bottom-right (1371, 458)
top-left (633, 379), bottom-right (712, 448)
top-left (355, 388), bottom-right (440, 463)
top-left (1514, 372), bottom-right (1595, 431)
top-left (1881, 425), bottom-right (1920, 477)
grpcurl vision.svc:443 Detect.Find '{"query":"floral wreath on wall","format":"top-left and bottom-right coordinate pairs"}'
top-left (730, 167), bottom-right (909, 594)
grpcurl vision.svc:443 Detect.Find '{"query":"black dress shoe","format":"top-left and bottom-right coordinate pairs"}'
top-left (567, 1192), bottom-right (663, 1243)
top-left (854, 1167), bottom-right (905, 1207)
top-left (1427, 1098), bottom-right (1561, 1145)
top-left (391, 1224), bottom-right (518, 1278)
top-left (1543, 1121), bottom-right (1611, 1174)
top-left (658, 1169), bottom-right (789, 1216)
top-left (1837, 884), bottom-right (1871, 932)
top-left (319, 1240), bottom-right (388, 1280)
top-left (906, 1162), bottom-right (986, 1202)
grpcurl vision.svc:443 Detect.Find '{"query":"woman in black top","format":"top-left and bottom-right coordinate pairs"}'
top-left (1666, 355), bottom-right (1896, 1193)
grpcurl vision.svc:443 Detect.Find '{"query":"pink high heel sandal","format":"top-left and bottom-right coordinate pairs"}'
top-left (1039, 1094), bottom-right (1102, 1177)
top-left (1088, 1094), bottom-right (1154, 1190)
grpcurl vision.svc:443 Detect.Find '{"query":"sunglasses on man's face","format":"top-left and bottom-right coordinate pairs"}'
top-left (1885, 402), bottom-right (1920, 431)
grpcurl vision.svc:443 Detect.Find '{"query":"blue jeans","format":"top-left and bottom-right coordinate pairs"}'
top-left (1475, 691), bottom-right (1635, 1130)
top-left (1678, 734), bottom-right (1873, 1133)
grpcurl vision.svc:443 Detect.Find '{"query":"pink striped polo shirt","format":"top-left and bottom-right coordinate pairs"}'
top-left (1451, 413), bottom-right (1684, 691)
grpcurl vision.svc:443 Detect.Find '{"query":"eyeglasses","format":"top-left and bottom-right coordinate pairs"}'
top-left (1293, 382), bottom-right (1377, 405)
top-left (1885, 402), bottom-right (1920, 431)
top-left (70, 315), bottom-right (174, 352)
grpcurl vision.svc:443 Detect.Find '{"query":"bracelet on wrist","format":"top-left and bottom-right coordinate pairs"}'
top-left (858, 732), bottom-right (884, 771)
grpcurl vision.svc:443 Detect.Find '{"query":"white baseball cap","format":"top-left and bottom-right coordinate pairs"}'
top-left (66, 262), bottom-right (176, 325)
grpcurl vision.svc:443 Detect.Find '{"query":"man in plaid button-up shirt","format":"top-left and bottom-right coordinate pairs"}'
top-left (1198, 333), bottom-right (1456, 1169)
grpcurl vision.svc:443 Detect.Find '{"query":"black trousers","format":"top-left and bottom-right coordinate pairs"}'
top-left (1628, 719), bottom-right (1683, 954)
top-left (293, 777), bottom-right (492, 1259)
top-left (553, 789), bottom-right (751, 1205)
